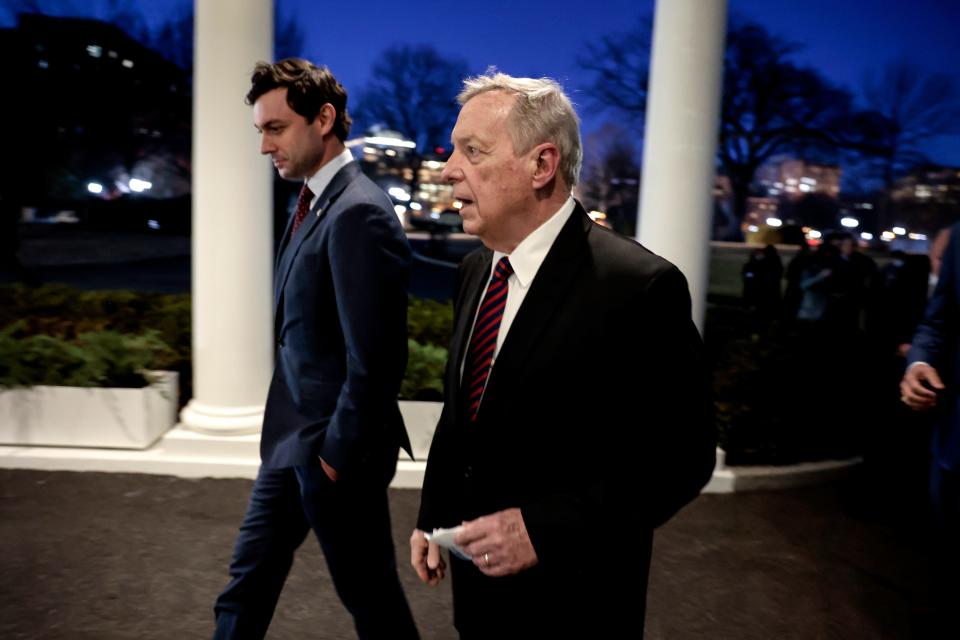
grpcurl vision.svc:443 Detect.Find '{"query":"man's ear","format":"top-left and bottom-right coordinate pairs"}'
top-left (314, 103), bottom-right (336, 137)
top-left (531, 143), bottom-right (561, 190)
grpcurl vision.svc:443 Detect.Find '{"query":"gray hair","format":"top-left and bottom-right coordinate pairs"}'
top-left (458, 70), bottom-right (582, 188)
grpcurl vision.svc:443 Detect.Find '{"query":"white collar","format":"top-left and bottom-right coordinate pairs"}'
top-left (305, 147), bottom-right (354, 206)
top-left (493, 196), bottom-right (576, 288)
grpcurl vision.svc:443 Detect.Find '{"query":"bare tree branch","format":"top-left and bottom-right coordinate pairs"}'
top-left (353, 45), bottom-right (470, 153)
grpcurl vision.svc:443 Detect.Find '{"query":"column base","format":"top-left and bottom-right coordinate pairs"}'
top-left (179, 399), bottom-right (264, 436)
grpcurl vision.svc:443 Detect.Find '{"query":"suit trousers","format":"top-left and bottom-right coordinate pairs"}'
top-left (929, 461), bottom-right (960, 632)
top-left (213, 459), bottom-right (418, 639)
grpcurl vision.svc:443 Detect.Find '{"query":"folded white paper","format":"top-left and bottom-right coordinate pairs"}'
top-left (424, 526), bottom-right (472, 560)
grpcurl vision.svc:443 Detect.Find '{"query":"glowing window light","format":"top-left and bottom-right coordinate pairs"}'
top-left (387, 187), bottom-right (410, 202)
top-left (364, 136), bottom-right (416, 149)
top-left (129, 178), bottom-right (152, 192)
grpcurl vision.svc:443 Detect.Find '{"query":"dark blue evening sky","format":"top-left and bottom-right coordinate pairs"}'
top-left (4, 0), bottom-right (959, 164)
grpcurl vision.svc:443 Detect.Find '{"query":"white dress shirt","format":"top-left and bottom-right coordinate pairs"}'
top-left (304, 148), bottom-right (355, 210)
top-left (461, 196), bottom-right (576, 377)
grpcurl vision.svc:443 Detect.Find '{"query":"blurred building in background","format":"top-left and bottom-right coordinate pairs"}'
top-left (347, 127), bottom-right (458, 232)
top-left (0, 13), bottom-right (190, 230)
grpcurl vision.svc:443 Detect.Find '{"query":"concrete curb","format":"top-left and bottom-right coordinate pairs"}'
top-left (703, 448), bottom-right (862, 493)
top-left (0, 435), bottom-right (861, 493)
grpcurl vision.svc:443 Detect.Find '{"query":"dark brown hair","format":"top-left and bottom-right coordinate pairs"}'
top-left (246, 58), bottom-right (352, 141)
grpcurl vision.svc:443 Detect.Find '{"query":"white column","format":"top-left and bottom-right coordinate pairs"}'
top-left (180, 0), bottom-right (274, 435)
top-left (637, 0), bottom-right (727, 333)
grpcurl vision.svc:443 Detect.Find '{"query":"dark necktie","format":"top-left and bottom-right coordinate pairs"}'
top-left (462, 257), bottom-right (513, 422)
top-left (290, 183), bottom-right (315, 240)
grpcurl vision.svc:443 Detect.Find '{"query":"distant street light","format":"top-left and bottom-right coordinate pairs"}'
top-left (387, 187), bottom-right (410, 202)
top-left (840, 217), bottom-right (859, 228)
top-left (892, 226), bottom-right (906, 236)
top-left (860, 232), bottom-right (874, 241)
top-left (87, 182), bottom-right (103, 195)
top-left (129, 178), bottom-right (152, 193)
top-left (766, 217), bottom-right (782, 227)
top-left (362, 136), bottom-right (416, 149)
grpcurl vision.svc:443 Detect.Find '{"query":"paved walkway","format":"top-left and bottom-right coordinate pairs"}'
top-left (0, 468), bottom-right (932, 639)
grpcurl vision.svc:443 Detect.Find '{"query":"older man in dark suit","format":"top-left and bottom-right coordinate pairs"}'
top-left (212, 59), bottom-right (418, 640)
top-left (410, 71), bottom-right (715, 638)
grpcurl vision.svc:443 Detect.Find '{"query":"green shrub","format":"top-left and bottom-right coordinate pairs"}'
top-left (74, 330), bottom-right (176, 387)
top-left (0, 285), bottom-right (453, 400)
top-left (0, 284), bottom-right (190, 342)
top-left (0, 324), bottom-right (93, 387)
top-left (408, 297), bottom-right (453, 348)
top-left (0, 322), bottom-right (174, 388)
top-left (401, 339), bottom-right (447, 401)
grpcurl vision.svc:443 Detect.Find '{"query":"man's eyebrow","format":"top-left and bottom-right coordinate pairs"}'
top-left (255, 118), bottom-right (284, 131)
top-left (453, 133), bottom-right (483, 147)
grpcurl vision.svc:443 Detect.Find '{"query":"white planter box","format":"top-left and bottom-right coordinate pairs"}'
top-left (0, 372), bottom-right (178, 450)
top-left (399, 400), bottom-right (443, 460)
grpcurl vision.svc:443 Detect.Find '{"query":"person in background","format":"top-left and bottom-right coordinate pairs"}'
top-left (900, 221), bottom-right (960, 634)
top-left (741, 244), bottom-right (782, 328)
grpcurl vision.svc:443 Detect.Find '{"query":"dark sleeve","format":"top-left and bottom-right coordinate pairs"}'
top-left (319, 203), bottom-right (411, 476)
top-left (910, 227), bottom-right (960, 370)
top-left (416, 259), bottom-right (472, 531)
top-left (521, 266), bottom-right (716, 566)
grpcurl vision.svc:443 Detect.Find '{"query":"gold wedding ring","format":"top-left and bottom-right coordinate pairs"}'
top-left (483, 552), bottom-right (490, 567)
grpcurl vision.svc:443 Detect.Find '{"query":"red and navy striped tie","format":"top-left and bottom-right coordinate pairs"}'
top-left (289, 183), bottom-right (315, 240)
top-left (463, 256), bottom-right (513, 422)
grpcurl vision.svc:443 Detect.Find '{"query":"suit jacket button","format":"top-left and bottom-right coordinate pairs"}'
top-left (463, 465), bottom-right (473, 479)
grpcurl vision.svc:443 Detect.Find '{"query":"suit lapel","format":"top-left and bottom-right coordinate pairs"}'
top-left (448, 251), bottom-right (493, 416)
top-left (273, 162), bottom-right (362, 319)
top-left (480, 206), bottom-right (592, 406)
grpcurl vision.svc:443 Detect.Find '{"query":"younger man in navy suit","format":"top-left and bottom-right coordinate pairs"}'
top-left (213, 58), bottom-right (418, 640)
